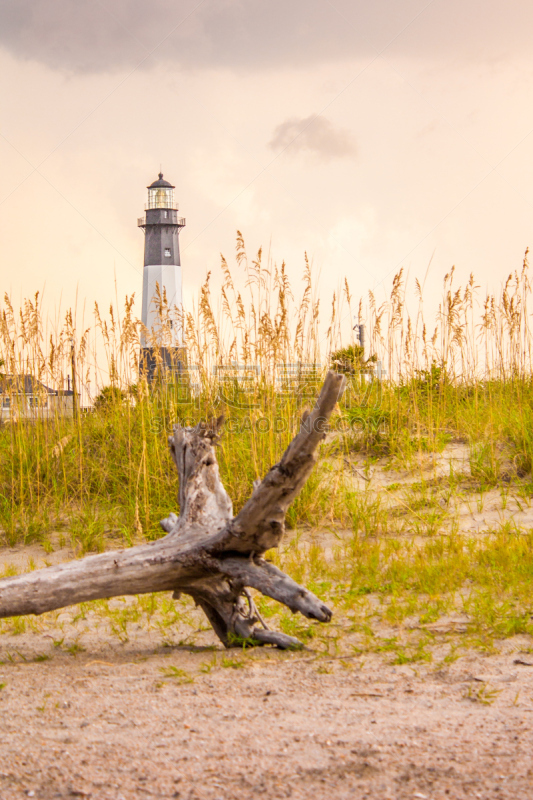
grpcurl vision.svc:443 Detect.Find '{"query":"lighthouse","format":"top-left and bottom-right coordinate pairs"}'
top-left (138, 173), bottom-right (186, 379)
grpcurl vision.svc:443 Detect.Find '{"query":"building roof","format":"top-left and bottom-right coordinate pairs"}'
top-left (0, 375), bottom-right (59, 395)
top-left (147, 172), bottom-right (174, 189)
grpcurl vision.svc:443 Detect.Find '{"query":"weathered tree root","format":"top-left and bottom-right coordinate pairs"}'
top-left (0, 371), bottom-right (346, 649)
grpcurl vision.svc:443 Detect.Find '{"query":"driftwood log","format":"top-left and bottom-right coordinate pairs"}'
top-left (0, 372), bottom-right (346, 649)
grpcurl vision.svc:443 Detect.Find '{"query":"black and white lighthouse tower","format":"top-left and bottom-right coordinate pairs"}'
top-left (138, 173), bottom-right (186, 378)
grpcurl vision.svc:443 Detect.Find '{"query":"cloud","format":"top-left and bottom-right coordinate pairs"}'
top-left (0, 0), bottom-right (532, 74)
top-left (0, 0), bottom-right (361, 73)
top-left (269, 115), bottom-right (356, 160)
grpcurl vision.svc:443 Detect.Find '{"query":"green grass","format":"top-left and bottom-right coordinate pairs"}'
top-left (2, 243), bottom-right (533, 666)
top-left (2, 249), bottom-right (533, 550)
top-left (2, 522), bottom-right (533, 664)
top-left (2, 372), bottom-right (533, 550)
top-left (159, 666), bottom-right (194, 683)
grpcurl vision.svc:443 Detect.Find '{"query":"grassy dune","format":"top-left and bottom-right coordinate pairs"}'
top-left (2, 239), bottom-right (533, 661)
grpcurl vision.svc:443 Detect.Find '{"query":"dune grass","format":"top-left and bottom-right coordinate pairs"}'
top-left (1, 239), bottom-right (533, 660)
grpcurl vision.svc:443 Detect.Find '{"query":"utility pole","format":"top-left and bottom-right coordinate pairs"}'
top-left (70, 338), bottom-right (78, 422)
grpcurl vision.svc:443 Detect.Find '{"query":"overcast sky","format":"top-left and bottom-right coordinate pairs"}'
top-left (1, 0), bottom-right (533, 333)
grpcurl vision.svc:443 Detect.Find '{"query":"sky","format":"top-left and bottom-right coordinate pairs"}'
top-left (2, 0), bottom-right (533, 334)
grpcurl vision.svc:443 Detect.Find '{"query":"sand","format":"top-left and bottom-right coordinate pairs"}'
top-left (2, 443), bottom-right (533, 799)
top-left (1, 610), bottom-right (533, 799)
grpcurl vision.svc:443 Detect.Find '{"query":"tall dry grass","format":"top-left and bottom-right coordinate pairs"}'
top-left (1, 236), bottom-right (533, 550)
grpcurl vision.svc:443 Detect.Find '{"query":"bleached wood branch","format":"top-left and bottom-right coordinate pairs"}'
top-left (0, 371), bottom-right (346, 648)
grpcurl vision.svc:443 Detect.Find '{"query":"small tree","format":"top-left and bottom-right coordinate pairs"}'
top-left (330, 344), bottom-right (377, 375)
top-left (93, 385), bottom-right (128, 411)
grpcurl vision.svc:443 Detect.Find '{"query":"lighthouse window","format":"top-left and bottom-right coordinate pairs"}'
top-left (164, 248), bottom-right (171, 258)
top-left (164, 211), bottom-right (168, 218)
